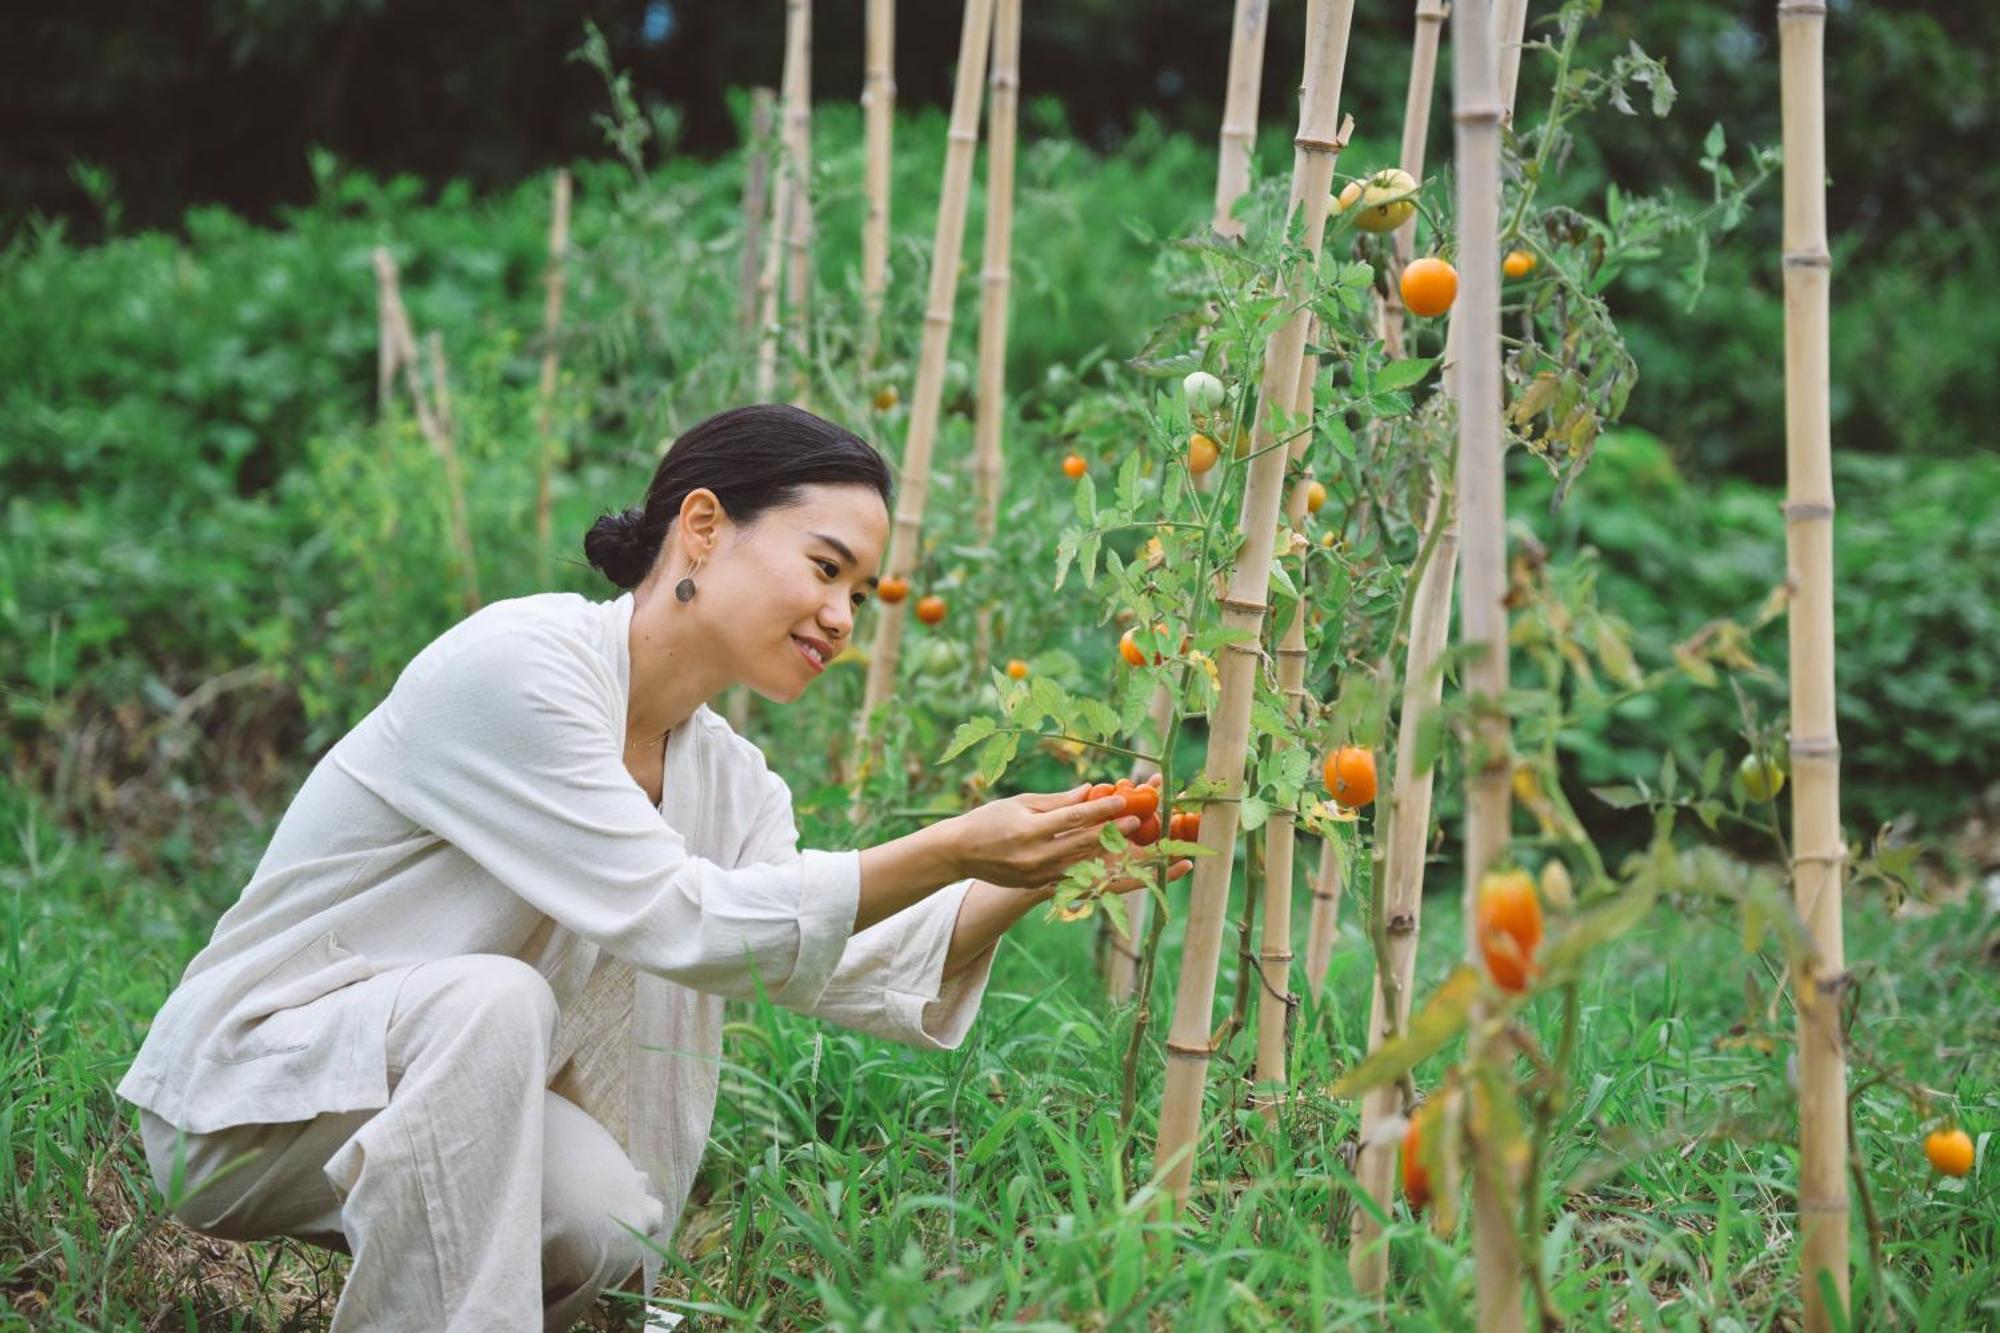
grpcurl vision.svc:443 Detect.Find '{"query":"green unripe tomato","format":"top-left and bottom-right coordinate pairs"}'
top-left (1182, 370), bottom-right (1225, 413)
top-left (1736, 753), bottom-right (1786, 803)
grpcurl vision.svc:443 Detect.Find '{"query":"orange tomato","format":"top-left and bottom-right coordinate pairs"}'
top-left (1062, 453), bottom-right (1087, 480)
top-left (1475, 868), bottom-right (1544, 993)
top-left (1188, 433), bottom-right (1220, 475)
top-left (1401, 256), bottom-right (1459, 318)
top-left (876, 576), bottom-right (909, 604)
top-left (1305, 480), bottom-right (1327, 514)
top-left (1167, 809), bottom-right (1201, 842)
top-left (915, 595), bottom-right (947, 626)
top-left (1925, 1127), bottom-right (1975, 1177)
top-left (1502, 250), bottom-right (1536, 279)
top-left (1402, 1104), bottom-right (1434, 1211)
top-left (1132, 813), bottom-right (1162, 846)
top-left (1088, 782), bottom-right (1119, 802)
top-left (1005, 658), bottom-right (1029, 680)
top-left (1323, 745), bottom-right (1378, 809)
top-left (1120, 624), bottom-right (1166, 667)
top-left (1113, 779), bottom-right (1160, 821)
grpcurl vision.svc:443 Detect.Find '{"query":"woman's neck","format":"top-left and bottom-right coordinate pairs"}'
top-left (625, 576), bottom-right (736, 748)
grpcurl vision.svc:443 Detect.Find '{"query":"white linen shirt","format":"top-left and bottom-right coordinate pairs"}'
top-left (116, 590), bottom-right (997, 1293)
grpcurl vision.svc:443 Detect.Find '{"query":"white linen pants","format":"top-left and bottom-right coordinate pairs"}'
top-left (137, 954), bottom-right (666, 1332)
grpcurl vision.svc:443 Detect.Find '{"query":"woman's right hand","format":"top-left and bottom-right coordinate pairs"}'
top-left (941, 783), bottom-right (1141, 889)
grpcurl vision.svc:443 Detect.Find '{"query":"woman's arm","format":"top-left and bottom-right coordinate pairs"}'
top-left (940, 880), bottom-right (1052, 982)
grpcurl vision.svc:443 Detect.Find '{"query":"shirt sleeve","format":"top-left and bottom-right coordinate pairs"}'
top-left (379, 624), bottom-right (859, 1009)
top-left (739, 765), bottom-right (997, 1050)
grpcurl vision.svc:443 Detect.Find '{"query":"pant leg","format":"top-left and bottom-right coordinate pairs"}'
top-left (538, 1090), bottom-right (666, 1332)
top-left (141, 954), bottom-right (663, 1331)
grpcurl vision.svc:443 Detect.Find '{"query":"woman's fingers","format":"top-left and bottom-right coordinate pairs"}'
top-left (1045, 794), bottom-right (1131, 833)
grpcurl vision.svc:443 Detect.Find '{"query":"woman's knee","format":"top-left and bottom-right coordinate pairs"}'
top-left (540, 1095), bottom-right (663, 1300)
top-left (391, 954), bottom-right (560, 1056)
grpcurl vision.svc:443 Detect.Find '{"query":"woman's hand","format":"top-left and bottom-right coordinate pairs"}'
top-left (941, 783), bottom-right (1140, 889)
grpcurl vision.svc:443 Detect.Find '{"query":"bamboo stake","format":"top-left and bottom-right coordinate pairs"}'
top-left (1778, 4), bottom-right (1848, 1327)
top-left (1302, 821), bottom-right (1343, 992)
top-left (1105, 686), bottom-right (1173, 999)
top-left (784, 0), bottom-right (815, 404)
top-left (856, 0), bottom-right (998, 749)
top-left (861, 0), bottom-right (896, 371)
top-left (1152, 0), bottom-right (1355, 1208)
top-left (971, 0), bottom-right (1022, 680)
top-left (1449, 0), bottom-right (1518, 1319)
top-left (1495, 0), bottom-right (1531, 122)
top-left (1377, 0), bottom-right (1448, 361)
top-left (534, 168), bottom-right (573, 586)
top-left (739, 89), bottom-right (776, 339)
top-left (370, 248), bottom-right (480, 615)
top-left (1213, 0), bottom-right (1272, 239)
top-left (1348, 0), bottom-right (1531, 1296)
top-left (756, 4), bottom-right (809, 401)
top-left (1253, 334), bottom-right (1335, 1124)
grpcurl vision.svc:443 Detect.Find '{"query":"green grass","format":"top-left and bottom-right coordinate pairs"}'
top-left (5, 781), bottom-right (1993, 1330)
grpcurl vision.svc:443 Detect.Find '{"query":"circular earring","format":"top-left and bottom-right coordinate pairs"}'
top-left (675, 557), bottom-right (703, 603)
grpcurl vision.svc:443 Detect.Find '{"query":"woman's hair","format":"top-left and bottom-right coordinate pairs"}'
top-left (582, 403), bottom-right (893, 591)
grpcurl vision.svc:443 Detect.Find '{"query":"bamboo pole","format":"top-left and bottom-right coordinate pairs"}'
top-left (534, 168), bottom-right (573, 586)
top-left (971, 0), bottom-right (1022, 680)
top-left (784, 0), bottom-right (815, 404)
top-left (856, 0), bottom-right (998, 748)
top-left (1112, 1), bottom-right (1273, 998)
top-left (1377, 0), bottom-right (1448, 361)
top-left (739, 89), bottom-right (776, 339)
top-left (1778, 4), bottom-right (1848, 1327)
top-left (1152, 0), bottom-right (1355, 1208)
top-left (371, 248), bottom-right (480, 616)
top-left (1302, 814), bottom-right (1343, 991)
top-left (1450, 0), bottom-right (1518, 1319)
top-left (861, 0), bottom-right (896, 371)
top-left (756, 3), bottom-right (809, 401)
top-left (1253, 334), bottom-right (1336, 1124)
top-left (1213, 0), bottom-right (1272, 239)
top-left (1495, 0), bottom-right (1531, 122)
top-left (1348, 0), bottom-right (1531, 1296)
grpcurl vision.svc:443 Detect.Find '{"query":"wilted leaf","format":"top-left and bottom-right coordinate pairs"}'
top-left (1330, 967), bottom-right (1481, 1098)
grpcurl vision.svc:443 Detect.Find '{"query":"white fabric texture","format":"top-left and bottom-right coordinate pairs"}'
top-left (117, 589), bottom-right (1000, 1304)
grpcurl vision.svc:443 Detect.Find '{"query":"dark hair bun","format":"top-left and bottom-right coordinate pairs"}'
top-left (582, 507), bottom-right (656, 591)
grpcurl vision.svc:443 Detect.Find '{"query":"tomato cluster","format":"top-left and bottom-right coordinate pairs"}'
top-left (1087, 778), bottom-right (1161, 843)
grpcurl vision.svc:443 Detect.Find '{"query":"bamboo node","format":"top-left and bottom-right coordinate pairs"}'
top-left (1797, 1193), bottom-right (1849, 1214)
top-left (1454, 103), bottom-right (1506, 127)
top-left (1276, 648), bottom-right (1310, 661)
top-left (1783, 500), bottom-right (1835, 521)
top-left (1257, 950), bottom-right (1294, 964)
top-left (1777, 0), bottom-right (1829, 16)
top-left (1310, 889), bottom-right (1339, 902)
top-left (923, 311), bottom-right (955, 326)
top-left (1219, 596), bottom-right (1268, 615)
top-left (1164, 1040), bottom-right (1216, 1062)
top-left (1789, 736), bottom-right (1841, 759)
top-left (946, 129), bottom-right (980, 146)
top-left (1386, 912), bottom-right (1417, 936)
top-left (1783, 248), bottom-right (1832, 269)
top-left (989, 74), bottom-right (1020, 92)
top-left (1814, 969), bottom-right (1853, 998)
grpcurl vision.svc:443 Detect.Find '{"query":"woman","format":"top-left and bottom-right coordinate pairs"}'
top-left (119, 404), bottom-right (1174, 1330)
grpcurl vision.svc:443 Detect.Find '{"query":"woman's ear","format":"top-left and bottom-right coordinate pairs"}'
top-left (676, 488), bottom-right (725, 562)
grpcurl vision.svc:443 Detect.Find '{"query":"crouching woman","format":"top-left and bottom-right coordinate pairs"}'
top-left (117, 404), bottom-right (1173, 1330)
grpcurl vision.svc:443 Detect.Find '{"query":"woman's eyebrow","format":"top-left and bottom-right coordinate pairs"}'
top-left (809, 532), bottom-right (877, 584)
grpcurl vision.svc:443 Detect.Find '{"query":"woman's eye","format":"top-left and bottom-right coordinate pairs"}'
top-left (816, 559), bottom-right (840, 579)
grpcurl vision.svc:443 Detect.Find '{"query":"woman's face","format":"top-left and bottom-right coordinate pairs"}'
top-left (694, 483), bottom-right (889, 703)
